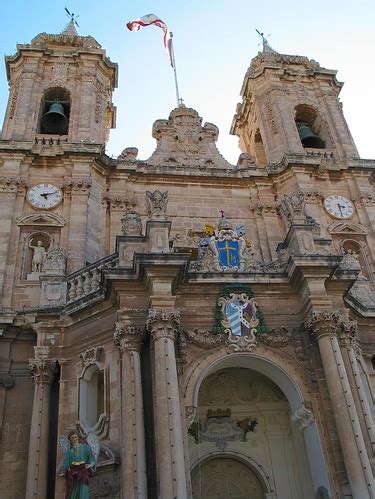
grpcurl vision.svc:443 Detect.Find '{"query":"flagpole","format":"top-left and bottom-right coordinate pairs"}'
top-left (170, 32), bottom-right (181, 107)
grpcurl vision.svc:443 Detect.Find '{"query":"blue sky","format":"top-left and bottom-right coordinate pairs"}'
top-left (1, 0), bottom-right (375, 163)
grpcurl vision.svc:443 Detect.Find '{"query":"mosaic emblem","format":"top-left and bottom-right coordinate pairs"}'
top-left (218, 291), bottom-right (259, 351)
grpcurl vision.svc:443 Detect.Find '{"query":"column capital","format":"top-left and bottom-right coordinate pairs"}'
top-left (29, 358), bottom-right (57, 384)
top-left (147, 309), bottom-right (180, 341)
top-left (338, 319), bottom-right (358, 348)
top-left (304, 309), bottom-right (341, 339)
top-left (114, 321), bottom-right (144, 352)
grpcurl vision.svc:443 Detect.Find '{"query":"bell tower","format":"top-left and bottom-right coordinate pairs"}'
top-left (2, 21), bottom-right (118, 144)
top-left (231, 41), bottom-right (359, 165)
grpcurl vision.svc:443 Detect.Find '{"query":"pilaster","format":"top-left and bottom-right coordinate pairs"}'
top-left (25, 358), bottom-right (56, 499)
top-left (114, 318), bottom-right (147, 498)
top-left (305, 311), bottom-right (375, 498)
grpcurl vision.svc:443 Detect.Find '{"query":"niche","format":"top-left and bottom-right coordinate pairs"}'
top-left (40, 87), bottom-right (70, 135)
top-left (79, 364), bottom-right (106, 432)
top-left (253, 128), bottom-right (267, 166)
top-left (295, 104), bottom-right (329, 150)
top-left (341, 239), bottom-right (372, 280)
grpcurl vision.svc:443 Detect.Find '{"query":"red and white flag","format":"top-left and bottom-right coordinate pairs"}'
top-left (126, 14), bottom-right (173, 67)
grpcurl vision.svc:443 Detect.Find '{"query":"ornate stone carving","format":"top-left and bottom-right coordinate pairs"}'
top-left (347, 275), bottom-right (375, 312)
top-left (121, 211), bottom-right (142, 236)
top-left (0, 176), bottom-right (21, 193)
top-left (145, 190), bottom-right (168, 220)
top-left (188, 409), bottom-right (257, 451)
top-left (114, 321), bottom-right (143, 351)
top-left (218, 292), bottom-right (259, 352)
top-left (29, 358), bottom-right (56, 384)
top-left (30, 32), bottom-right (101, 50)
top-left (258, 326), bottom-right (292, 348)
top-left (79, 346), bottom-right (103, 367)
top-left (146, 106), bottom-right (233, 170)
top-left (118, 147), bottom-right (138, 161)
top-left (338, 320), bottom-right (358, 348)
top-left (104, 192), bottom-right (136, 211)
top-left (147, 310), bottom-right (180, 341)
top-left (250, 201), bottom-right (278, 216)
top-left (304, 310), bottom-right (341, 339)
top-left (42, 247), bottom-right (66, 275)
top-left (237, 152), bottom-right (256, 167)
top-left (184, 329), bottom-right (224, 349)
top-left (17, 212), bottom-right (65, 227)
top-left (185, 406), bottom-right (197, 429)
top-left (291, 403), bottom-right (315, 430)
top-left (63, 178), bottom-right (92, 195)
top-left (358, 193), bottom-right (375, 206)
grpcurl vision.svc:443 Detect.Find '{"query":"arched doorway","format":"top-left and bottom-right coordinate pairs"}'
top-left (191, 456), bottom-right (266, 499)
top-left (188, 364), bottom-right (318, 499)
top-left (184, 351), bottom-right (331, 498)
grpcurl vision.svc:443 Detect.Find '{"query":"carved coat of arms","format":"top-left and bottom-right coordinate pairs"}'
top-left (218, 290), bottom-right (259, 351)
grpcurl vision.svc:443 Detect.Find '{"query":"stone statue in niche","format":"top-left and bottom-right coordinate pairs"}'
top-left (145, 190), bottom-right (168, 220)
top-left (29, 240), bottom-right (47, 272)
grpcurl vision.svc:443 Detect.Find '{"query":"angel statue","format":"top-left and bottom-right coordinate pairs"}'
top-left (58, 428), bottom-right (100, 499)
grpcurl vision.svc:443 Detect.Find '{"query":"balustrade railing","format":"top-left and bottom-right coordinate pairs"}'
top-left (66, 253), bottom-right (118, 304)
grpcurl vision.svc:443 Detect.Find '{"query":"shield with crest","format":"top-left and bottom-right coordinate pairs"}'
top-left (219, 292), bottom-right (259, 344)
top-left (216, 240), bottom-right (240, 270)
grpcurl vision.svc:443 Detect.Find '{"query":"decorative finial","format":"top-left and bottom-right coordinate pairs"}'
top-left (255, 29), bottom-right (277, 54)
top-left (62, 7), bottom-right (79, 35)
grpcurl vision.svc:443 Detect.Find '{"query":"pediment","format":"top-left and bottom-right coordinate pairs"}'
top-left (17, 212), bottom-right (65, 227)
top-left (145, 106), bottom-right (234, 170)
top-left (328, 221), bottom-right (367, 236)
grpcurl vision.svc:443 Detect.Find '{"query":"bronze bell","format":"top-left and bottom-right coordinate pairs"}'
top-left (41, 101), bottom-right (68, 134)
top-left (297, 123), bottom-right (325, 149)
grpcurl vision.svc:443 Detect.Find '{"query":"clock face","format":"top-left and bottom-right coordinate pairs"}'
top-left (27, 183), bottom-right (63, 209)
top-left (324, 195), bottom-right (354, 219)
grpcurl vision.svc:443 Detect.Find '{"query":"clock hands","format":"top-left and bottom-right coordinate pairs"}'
top-left (40, 191), bottom-right (56, 199)
top-left (337, 202), bottom-right (345, 217)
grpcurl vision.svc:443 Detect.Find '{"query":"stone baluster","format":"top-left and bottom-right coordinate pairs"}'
top-left (75, 275), bottom-right (83, 297)
top-left (90, 269), bottom-right (100, 291)
top-left (147, 309), bottom-right (188, 499)
top-left (114, 320), bottom-right (147, 498)
top-left (338, 321), bottom-right (375, 454)
top-left (67, 279), bottom-right (76, 301)
top-left (305, 311), bottom-right (375, 498)
top-left (25, 358), bottom-right (56, 498)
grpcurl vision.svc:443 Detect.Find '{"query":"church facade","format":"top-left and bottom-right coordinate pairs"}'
top-left (0, 22), bottom-right (375, 499)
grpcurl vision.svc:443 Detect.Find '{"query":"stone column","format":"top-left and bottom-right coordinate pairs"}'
top-left (338, 321), bottom-right (375, 454)
top-left (114, 320), bottom-right (147, 499)
top-left (25, 358), bottom-right (56, 499)
top-left (147, 310), bottom-right (188, 499)
top-left (306, 311), bottom-right (375, 498)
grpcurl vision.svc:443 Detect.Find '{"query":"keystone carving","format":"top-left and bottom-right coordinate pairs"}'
top-left (291, 403), bottom-right (315, 430)
top-left (79, 346), bottom-right (103, 367)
